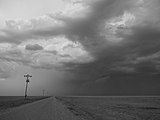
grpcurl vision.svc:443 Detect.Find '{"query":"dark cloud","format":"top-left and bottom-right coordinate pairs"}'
top-left (58, 0), bottom-right (160, 95)
top-left (25, 44), bottom-right (43, 51)
top-left (72, 73), bottom-right (160, 96)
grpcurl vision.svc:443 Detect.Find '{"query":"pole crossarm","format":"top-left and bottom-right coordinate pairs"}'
top-left (24, 74), bottom-right (32, 82)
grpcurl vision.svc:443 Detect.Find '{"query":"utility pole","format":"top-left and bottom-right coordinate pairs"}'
top-left (24, 74), bottom-right (32, 99)
top-left (43, 89), bottom-right (45, 96)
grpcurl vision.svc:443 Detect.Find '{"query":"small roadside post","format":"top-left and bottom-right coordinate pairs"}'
top-left (24, 74), bottom-right (32, 99)
top-left (43, 89), bottom-right (45, 96)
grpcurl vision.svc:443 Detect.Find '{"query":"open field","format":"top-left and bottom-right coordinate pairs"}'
top-left (56, 96), bottom-right (160, 120)
top-left (1, 96), bottom-right (160, 120)
top-left (0, 96), bottom-right (50, 113)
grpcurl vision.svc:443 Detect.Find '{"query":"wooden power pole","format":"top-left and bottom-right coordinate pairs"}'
top-left (24, 74), bottom-right (32, 99)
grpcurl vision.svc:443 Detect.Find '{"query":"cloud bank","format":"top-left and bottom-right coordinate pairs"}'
top-left (0, 0), bottom-right (160, 95)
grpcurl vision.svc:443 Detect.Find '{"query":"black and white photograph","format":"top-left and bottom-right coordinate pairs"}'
top-left (0, 0), bottom-right (160, 119)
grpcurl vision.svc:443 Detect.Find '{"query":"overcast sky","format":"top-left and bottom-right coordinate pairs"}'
top-left (0, 0), bottom-right (160, 96)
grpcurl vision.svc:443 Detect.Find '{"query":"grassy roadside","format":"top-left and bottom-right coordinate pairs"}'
top-left (0, 96), bottom-right (51, 111)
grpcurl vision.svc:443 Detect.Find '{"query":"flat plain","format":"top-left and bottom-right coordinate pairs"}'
top-left (0, 96), bottom-right (160, 120)
top-left (56, 96), bottom-right (160, 120)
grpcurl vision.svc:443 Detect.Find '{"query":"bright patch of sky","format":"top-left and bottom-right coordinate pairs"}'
top-left (0, 0), bottom-right (65, 20)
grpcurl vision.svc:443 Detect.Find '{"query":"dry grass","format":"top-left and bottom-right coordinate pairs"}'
top-left (0, 96), bottom-right (50, 111)
top-left (56, 96), bottom-right (160, 120)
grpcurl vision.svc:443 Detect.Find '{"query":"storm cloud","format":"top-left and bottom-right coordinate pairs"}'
top-left (0, 0), bottom-right (160, 95)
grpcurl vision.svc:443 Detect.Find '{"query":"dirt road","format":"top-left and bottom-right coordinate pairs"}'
top-left (0, 97), bottom-right (84, 120)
